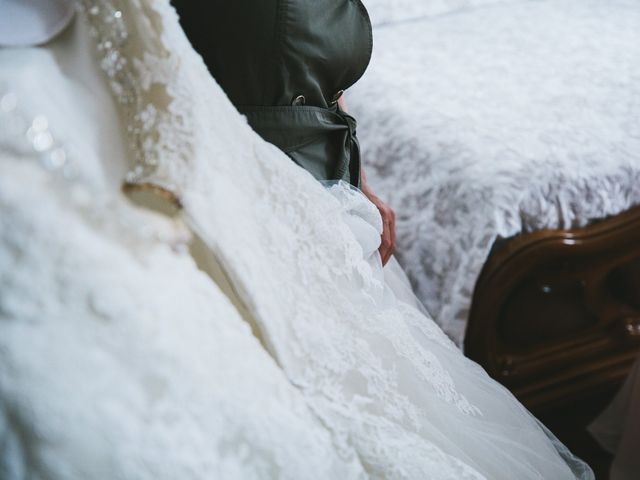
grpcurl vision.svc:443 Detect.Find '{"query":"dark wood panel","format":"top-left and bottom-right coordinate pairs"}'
top-left (466, 205), bottom-right (640, 413)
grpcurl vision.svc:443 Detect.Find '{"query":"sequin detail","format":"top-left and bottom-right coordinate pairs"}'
top-left (78, 0), bottom-right (193, 194)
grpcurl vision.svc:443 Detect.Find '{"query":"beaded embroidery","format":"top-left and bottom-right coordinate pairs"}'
top-left (77, 0), bottom-right (194, 194)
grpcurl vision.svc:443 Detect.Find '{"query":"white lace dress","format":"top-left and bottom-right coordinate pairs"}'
top-left (0, 11), bottom-right (366, 480)
top-left (0, 1), bottom-right (594, 479)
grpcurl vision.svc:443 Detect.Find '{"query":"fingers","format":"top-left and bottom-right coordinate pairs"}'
top-left (379, 227), bottom-right (391, 266)
top-left (379, 206), bottom-right (396, 266)
top-left (389, 208), bottom-right (396, 256)
top-left (364, 189), bottom-right (396, 266)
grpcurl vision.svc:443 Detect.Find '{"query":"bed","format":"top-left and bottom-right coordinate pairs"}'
top-left (350, 0), bottom-right (640, 412)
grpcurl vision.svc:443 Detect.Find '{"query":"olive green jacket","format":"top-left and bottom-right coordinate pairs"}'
top-left (175, 0), bottom-right (373, 186)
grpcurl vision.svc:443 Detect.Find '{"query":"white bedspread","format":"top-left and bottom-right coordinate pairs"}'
top-left (350, 0), bottom-right (640, 346)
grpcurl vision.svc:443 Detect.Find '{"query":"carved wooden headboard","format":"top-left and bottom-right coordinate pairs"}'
top-left (466, 206), bottom-right (640, 412)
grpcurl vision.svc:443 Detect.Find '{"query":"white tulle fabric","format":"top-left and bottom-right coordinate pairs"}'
top-left (0, 16), bottom-right (366, 480)
top-left (588, 356), bottom-right (640, 480)
top-left (349, 0), bottom-right (640, 344)
top-left (0, 1), bottom-right (593, 479)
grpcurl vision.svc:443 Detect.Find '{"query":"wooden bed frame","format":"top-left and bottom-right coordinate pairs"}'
top-left (465, 205), bottom-right (640, 414)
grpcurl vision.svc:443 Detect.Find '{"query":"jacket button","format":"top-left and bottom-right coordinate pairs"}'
top-left (291, 95), bottom-right (306, 106)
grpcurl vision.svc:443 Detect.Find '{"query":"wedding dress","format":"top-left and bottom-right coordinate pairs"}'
top-left (0, 1), bottom-right (594, 479)
top-left (0, 9), bottom-right (366, 480)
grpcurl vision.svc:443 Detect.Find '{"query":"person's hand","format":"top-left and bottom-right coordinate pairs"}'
top-left (361, 180), bottom-right (396, 266)
top-left (341, 87), bottom-right (395, 265)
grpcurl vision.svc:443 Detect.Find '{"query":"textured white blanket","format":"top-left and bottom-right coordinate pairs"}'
top-left (351, 0), bottom-right (640, 345)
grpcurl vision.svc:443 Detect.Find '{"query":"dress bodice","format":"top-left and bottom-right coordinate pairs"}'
top-left (176, 0), bottom-right (372, 108)
top-left (174, 0), bottom-right (373, 186)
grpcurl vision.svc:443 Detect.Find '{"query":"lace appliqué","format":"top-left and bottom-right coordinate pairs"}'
top-left (77, 0), bottom-right (193, 194)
